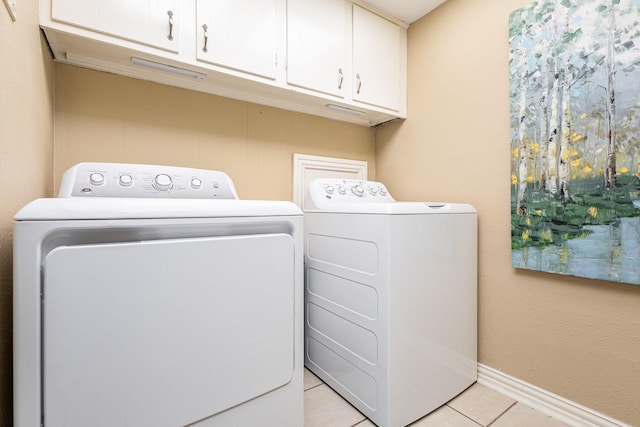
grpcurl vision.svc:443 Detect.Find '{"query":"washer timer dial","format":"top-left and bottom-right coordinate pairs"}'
top-left (351, 184), bottom-right (365, 197)
top-left (152, 174), bottom-right (173, 191)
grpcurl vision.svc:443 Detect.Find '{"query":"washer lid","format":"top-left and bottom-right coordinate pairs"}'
top-left (14, 198), bottom-right (302, 221)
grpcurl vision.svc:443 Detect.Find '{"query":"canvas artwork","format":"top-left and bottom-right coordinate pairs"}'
top-left (509, 0), bottom-right (640, 285)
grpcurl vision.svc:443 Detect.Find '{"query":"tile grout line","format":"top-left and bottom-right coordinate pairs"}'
top-left (349, 417), bottom-right (368, 427)
top-left (304, 380), bottom-right (368, 427)
top-left (303, 382), bottom-right (325, 393)
top-left (445, 404), bottom-right (488, 426)
top-left (485, 402), bottom-right (518, 427)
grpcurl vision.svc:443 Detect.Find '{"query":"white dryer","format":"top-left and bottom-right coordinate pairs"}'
top-left (303, 178), bottom-right (477, 427)
top-left (13, 163), bottom-right (303, 427)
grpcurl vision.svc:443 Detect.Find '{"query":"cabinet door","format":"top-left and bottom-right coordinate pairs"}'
top-left (196, 0), bottom-right (278, 80)
top-left (51, 0), bottom-right (179, 53)
top-left (352, 5), bottom-right (401, 111)
top-left (287, 0), bottom-right (346, 97)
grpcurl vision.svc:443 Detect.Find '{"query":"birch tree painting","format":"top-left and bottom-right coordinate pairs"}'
top-left (510, 0), bottom-right (640, 285)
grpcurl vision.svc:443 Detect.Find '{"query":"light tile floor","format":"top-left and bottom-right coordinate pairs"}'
top-left (304, 368), bottom-right (570, 427)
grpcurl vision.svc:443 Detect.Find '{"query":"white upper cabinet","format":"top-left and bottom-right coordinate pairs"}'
top-left (196, 0), bottom-right (279, 80)
top-left (352, 4), bottom-right (401, 111)
top-left (41, 0), bottom-right (407, 126)
top-left (51, 0), bottom-right (180, 53)
top-left (286, 0), bottom-right (346, 97)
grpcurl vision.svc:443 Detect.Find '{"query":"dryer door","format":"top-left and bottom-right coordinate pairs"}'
top-left (42, 233), bottom-right (295, 427)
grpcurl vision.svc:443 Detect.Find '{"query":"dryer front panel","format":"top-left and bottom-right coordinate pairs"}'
top-left (42, 234), bottom-right (295, 427)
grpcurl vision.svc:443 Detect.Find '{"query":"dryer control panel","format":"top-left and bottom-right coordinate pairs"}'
top-left (58, 162), bottom-right (239, 199)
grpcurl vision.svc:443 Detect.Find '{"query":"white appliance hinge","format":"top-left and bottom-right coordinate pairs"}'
top-left (284, 55), bottom-right (288, 70)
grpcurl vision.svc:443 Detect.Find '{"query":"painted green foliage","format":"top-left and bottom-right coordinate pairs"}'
top-left (509, 0), bottom-right (640, 284)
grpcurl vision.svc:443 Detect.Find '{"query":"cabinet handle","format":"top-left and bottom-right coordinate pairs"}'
top-left (202, 24), bottom-right (209, 53)
top-left (167, 10), bottom-right (174, 41)
top-left (338, 68), bottom-right (344, 90)
top-left (356, 73), bottom-right (362, 94)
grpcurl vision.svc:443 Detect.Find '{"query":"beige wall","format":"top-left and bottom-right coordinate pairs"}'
top-left (54, 65), bottom-right (375, 199)
top-left (0, 0), bottom-right (54, 424)
top-left (376, 0), bottom-right (640, 425)
top-left (8, 0), bottom-right (640, 425)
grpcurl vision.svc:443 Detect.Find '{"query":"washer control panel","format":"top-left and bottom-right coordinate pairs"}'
top-left (58, 162), bottom-right (239, 199)
top-left (309, 178), bottom-right (395, 204)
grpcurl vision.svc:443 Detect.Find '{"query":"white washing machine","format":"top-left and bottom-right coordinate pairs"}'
top-left (304, 178), bottom-right (477, 427)
top-left (13, 162), bottom-right (303, 427)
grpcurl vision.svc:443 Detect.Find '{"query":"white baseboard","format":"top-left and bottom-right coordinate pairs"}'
top-left (478, 364), bottom-right (632, 427)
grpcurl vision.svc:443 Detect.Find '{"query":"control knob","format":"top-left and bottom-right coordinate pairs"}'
top-left (119, 174), bottom-right (133, 187)
top-left (89, 173), bottom-right (105, 186)
top-left (153, 173), bottom-right (173, 191)
top-left (351, 184), bottom-right (365, 197)
top-left (190, 178), bottom-right (202, 189)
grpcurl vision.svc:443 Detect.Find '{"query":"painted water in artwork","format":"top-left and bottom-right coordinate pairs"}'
top-left (509, 0), bottom-right (640, 285)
